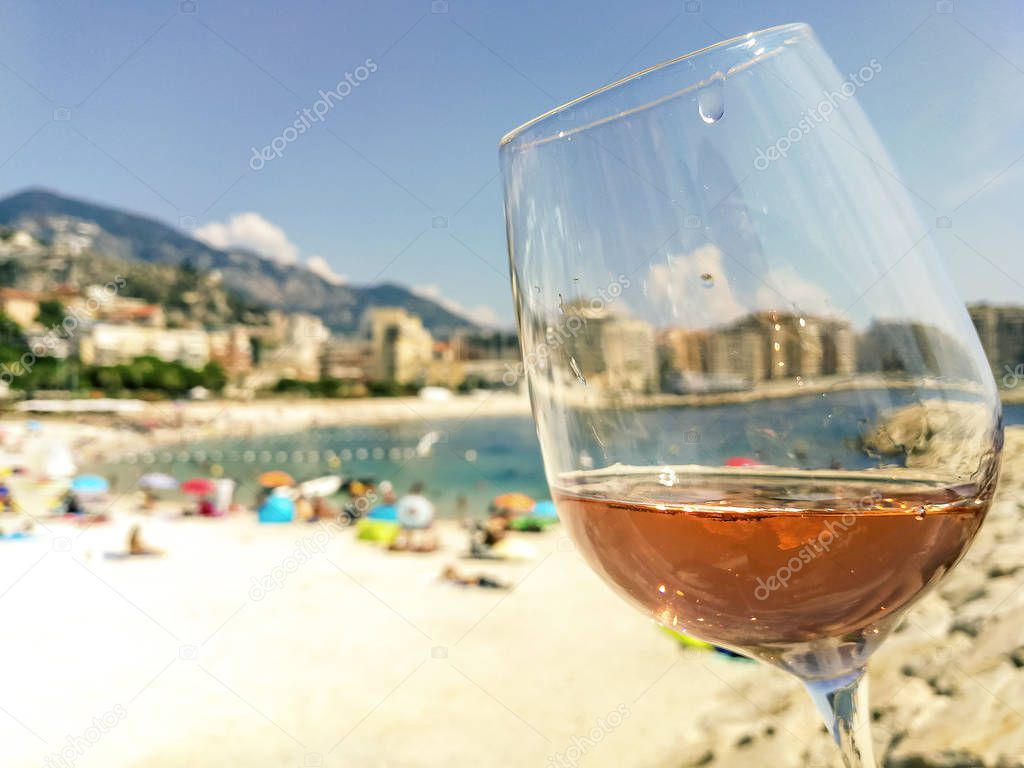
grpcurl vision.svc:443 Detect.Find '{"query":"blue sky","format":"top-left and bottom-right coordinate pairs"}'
top-left (0, 0), bottom-right (1020, 327)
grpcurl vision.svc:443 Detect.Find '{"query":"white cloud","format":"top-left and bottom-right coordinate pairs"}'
top-left (644, 245), bottom-right (836, 328)
top-left (306, 255), bottom-right (347, 286)
top-left (411, 284), bottom-right (501, 327)
top-left (194, 213), bottom-right (350, 286)
top-left (754, 265), bottom-right (833, 316)
top-left (646, 244), bottom-right (748, 327)
top-left (195, 212), bottom-right (299, 265)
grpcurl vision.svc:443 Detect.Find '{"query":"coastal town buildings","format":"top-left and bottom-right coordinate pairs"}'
top-left (0, 288), bottom-right (42, 328)
top-left (79, 323), bottom-right (211, 368)
top-left (563, 305), bottom-right (658, 393)
top-left (263, 313), bottom-right (328, 382)
top-left (364, 307), bottom-right (434, 385)
top-left (208, 325), bottom-right (254, 376)
top-left (320, 337), bottom-right (373, 383)
top-left (449, 329), bottom-right (521, 387)
top-left (657, 312), bottom-right (856, 392)
top-left (969, 304), bottom-right (1024, 378)
top-left (4, 272), bottom-right (1024, 395)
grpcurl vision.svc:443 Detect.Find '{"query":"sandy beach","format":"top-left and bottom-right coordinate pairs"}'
top-left (0, 505), bottom-right (749, 768)
top-left (0, 423), bottom-right (1018, 767)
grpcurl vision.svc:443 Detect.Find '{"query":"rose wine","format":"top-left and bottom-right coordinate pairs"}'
top-left (555, 470), bottom-right (992, 677)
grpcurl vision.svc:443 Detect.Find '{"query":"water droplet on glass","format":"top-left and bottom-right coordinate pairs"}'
top-left (700, 272), bottom-right (715, 288)
top-left (569, 357), bottom-right (586, 385)
top-left (698, 75), bottom-right (725, 124)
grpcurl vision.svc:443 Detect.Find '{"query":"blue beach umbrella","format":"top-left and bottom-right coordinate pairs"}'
top-left (71, 474), bottom-right (109, 494)
top-left (367, 504), bottom-right (399, 521)
top-left (531, 499), bottom-right (558, 518)
top-left (258, 495), bottom-right (295, 523)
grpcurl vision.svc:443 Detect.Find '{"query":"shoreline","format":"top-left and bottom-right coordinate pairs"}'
top-left (6, 380), bottom-right (1020, 465)
top-left (5, 392), bottom-right (534, 463)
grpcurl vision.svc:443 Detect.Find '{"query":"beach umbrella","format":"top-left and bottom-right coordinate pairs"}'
top-left (367, 504), bottom-right (399, 522)
top-left (71, 474), bottom-right (109, 494)
top-left (531, 499), bottom-right (558, 518)
top-left (397, 494), bottom-right (435, 528)
top-left (258, 495), bottom-right (295, 523)
top-left (139, 473), bottom-right (178, 490)
top-left (725, 456), bottom-right (761, 467)
top-left (258, 470), bottom-right (294, 488)
top-left (299, 475), bottom-right (341, 498)
top-left (181, 477), bottom-right (216, 495)
top-left (491, 492), bottom-right (535, 514)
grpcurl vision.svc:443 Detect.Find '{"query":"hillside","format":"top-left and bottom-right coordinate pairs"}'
top-left (0, 189), bottom-right (479, 335)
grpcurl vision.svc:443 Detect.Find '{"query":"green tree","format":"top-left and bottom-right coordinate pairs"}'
top-left (198, 361), bottom-right (227, 392)
top-left (36, 300), bottom-right (65, 328)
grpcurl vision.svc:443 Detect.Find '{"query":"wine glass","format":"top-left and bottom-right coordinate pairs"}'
top-left (500, 23), bottom-right (1002, 767)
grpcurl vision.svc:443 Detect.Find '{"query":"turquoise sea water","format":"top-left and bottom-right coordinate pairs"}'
top-left (99, 415), bottom-right (549, 514)
top-left (94, 392), bottom-right (1022, 514)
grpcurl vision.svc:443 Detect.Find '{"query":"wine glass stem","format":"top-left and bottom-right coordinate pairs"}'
top-left (804, 669), bottom-right (876, 767)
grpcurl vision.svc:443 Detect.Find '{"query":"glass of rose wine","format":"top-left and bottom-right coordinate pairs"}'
top-left (500, 23), bottom-right (1002, 767)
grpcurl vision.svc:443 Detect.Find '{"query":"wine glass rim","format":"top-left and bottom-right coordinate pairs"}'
top-left (499, 22), bottom-right (809, 149)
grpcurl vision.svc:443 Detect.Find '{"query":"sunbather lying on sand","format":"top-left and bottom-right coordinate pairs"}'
top-left (441, 564), bottom-right (507, 589)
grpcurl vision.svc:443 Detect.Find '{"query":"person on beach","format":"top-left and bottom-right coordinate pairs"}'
top-left (0, 480), bottom-right (13, 513)
top-left (441, 564), bottom-right (507, 589)
top-left (127, 525), bottom-right (164, 556)
top-left (392, 483), bottom-right (438, 552)
top-left (339, 480), bottom-right (368, 524)
top-left (312, 496), bottom-right (336, 522)
top-left (295, 494), bottom-right (315, 522)
top-left (61, 489), bottom-right (84, 515)
top-left (466, 509), bottom-right (511, 558)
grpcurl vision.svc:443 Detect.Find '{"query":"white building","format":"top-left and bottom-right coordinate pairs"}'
top-left (79, 323), bottom-right (211, 368)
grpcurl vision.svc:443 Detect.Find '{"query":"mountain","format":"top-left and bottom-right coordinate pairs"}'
top-left (0, 188), bottom-right (480, 335)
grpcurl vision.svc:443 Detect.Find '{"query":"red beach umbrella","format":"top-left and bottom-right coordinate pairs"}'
top-left (181, 477), bottom-right (216, 495)
top-left (725, 456), bottom-right (761, 467)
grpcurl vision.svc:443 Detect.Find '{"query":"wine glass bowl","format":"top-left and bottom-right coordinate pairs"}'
top-left (502, 23), bottom-right (1002, 767)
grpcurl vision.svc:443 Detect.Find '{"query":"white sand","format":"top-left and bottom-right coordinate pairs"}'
top-left (0, 501), bottom-right (755, 768)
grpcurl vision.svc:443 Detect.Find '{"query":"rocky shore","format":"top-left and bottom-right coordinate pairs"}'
top-left (675, 426), bottom-right (1024, 768)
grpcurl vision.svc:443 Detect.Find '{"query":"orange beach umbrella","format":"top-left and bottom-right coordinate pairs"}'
top-left (490, 492), bottom-right (535, 514)
top-left (258, 470), bottom-right (295, 488)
